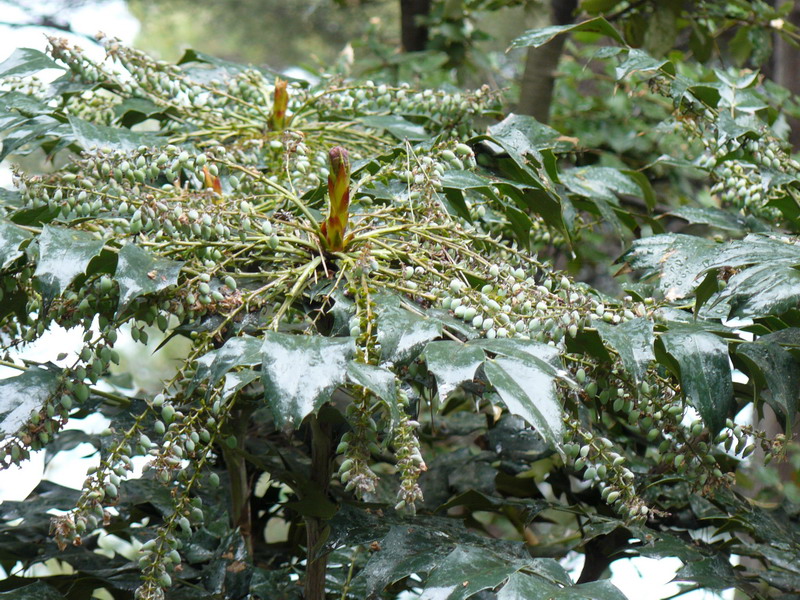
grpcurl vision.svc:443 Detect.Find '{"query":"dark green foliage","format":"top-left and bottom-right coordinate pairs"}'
top-left (0, 8), bottom-right (799, 600)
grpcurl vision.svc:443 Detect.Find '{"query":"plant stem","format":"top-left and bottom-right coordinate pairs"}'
top-left (304, 414), bottom-right (333, 600)
top-left (222, 403), bottom-right (254, 556)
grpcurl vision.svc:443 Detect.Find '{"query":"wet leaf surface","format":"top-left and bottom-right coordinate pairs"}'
top-left (115, 243), bottom-right (183, 310)
top-left (33, 225), bottom-right (105, 301)
top-left (0, 368), bottom-right (59, 436)
top-left (260, 332), bottom-right (354, 427)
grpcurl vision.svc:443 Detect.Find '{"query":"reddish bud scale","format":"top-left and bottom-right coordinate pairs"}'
top-left (269, 78), bottom-right (289, 131)
top-left (320, 146), bottom-right (351, 252)
top-left (202, 166), bottom-right (222, 194)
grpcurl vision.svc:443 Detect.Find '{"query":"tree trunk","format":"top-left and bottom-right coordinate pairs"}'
top-left (772, 5), bottom-right (800, 148)
top-left (400, 0), bottom-right (432, 52)
top-left (303, 416), bottom-right (334, 600)
top-left (516, 0), bottom-right (578, 123)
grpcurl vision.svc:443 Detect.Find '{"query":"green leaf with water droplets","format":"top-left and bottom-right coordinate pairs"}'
top-left (377, 304), bottom-right (442, 364)
top-left (661, 330), bottom-right (732, 433)
top-left (34, 225), bottom-right (105, 301)
top-left (736, 340), bottom-right (798, 431)
top-left (115, 243), bottom-right (183, 311)
top-left (261, 332), bottom-right (354, 427)
top-left (0, 219), bottom-right (32, 269)
top-left (596, 318), bottom-right (655, 384)
top-left (498, 572), bottom-right (627, 600)
top-left (483, 355), bottom-right (563, 447)
top-left (510, 16), bottom-right (625, 49)
top-left (423, 341), bottom-right (485, 401)
top-left (69, 115), bottom-right (162, 151)
top-left (0, 368), bottom-right (59, 436)
top-left (0, 48), bottom-right (63, 79)
top-left (420, 545), bottom-right (526, 600)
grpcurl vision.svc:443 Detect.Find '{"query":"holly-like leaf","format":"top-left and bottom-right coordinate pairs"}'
top-left (667, 206), bottom-right (755, 232)
top-left (34, 225), bottom-right (105, 300)
top-left (68, 115), bottom-right (161, 151)
top-left (717, 263), bottom-right (800, 318)
top-left (0, 581), bottom-right (65, 599)
top-left (0, 48), bottom-right (63, 79)
top-left (510, 16), bottom-right (625, 49)
top-left (736, 341), bottom-right (798, 430)
top-left (360, 115), bottom-right (429, 141)
top-left (498, 572), bottom-right (627, 599)
top-left (115, 243), bottom-right (183, 310)
top-left (616, 48), bottom-right (675, 79)
top-left (346, 360), bottom-right (399, 423)
top-left (260, 332), bottom-right (354, 427)
top-left (377, 304), bottom-right (442, 364)
top-left (0, 368), bottom-right (59, 436)
top-left (206, 335), bottom-right (263, 387)
top-left (483, 355), bottom-right (563, 446)
top-left (423, 341), bottom-right (485, 401)
top-left (346, 361), bottom-right (396, 402)
top-left (356, 524), bottom-right (457, 596)
top-left (0, 219), bottom-right (32, 269)
top-left (624, 234), bottom-right (800, 305)
top-left (0, 115), bottom-right (67, 161)
top-left (561, 166), bottom-right (642, 202)
top-left (661, 330), bottom-right (733, 433)
top-left (420, 545), bottom-right (525, 600)
top-left (596, 318), bottom-right (655, 384)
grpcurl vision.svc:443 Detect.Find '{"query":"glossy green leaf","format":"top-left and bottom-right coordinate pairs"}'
top-left (473, 338), bottom-right (563, 376)
top-left (510, 16), bottom-right (625, 49)
top-left (113, 97), bottom-right (166, 127)
top-left (498, 572), bottom-right (627, 600)
top-left (0, 368), bottom-right (59, 436)
top-left (0, 187), bottom-right (22, 207)
top-left (115, 243), bottom-right (183, 310)
top-left (717, 264), bottom-right (800, 318)
top-left (623, 234), bottom-right (716, 300)
top-left (207, 335), bottom-right (262, 387)
top-left (440, 170), bottom-right (493, 192)
top-left (0, 219), bottom-right (32, 269)
top-left (222, 369), bottom-right (260, 399)
top-left (484, 356), bottom-right (563, 446)
top-left (668, 206), bottom-right (764, 233)
top-left (595, 318), bottom-right (655, 384)
top-left (674, 555), bottom-right (737, 589)
top-left (661, 330), bottom-right (733, 433)
top-left (616, 48), bottom-right (675, 79)
top-left (423, 341), bottom-right (485, 400)
top-left (34, 225), bottom-right (105, 300)
top-left (626, 234), bottom-right (800, 304)
top-left (377, 304), bottom-right (442, 364)
top-left (562, 166), bottom-right (641, 202)
top-left (0, 115), bottom-right (65, 161)
top-left (0, 91), bottom-right (53, 118)
top-left (0, 48), bottom-right (63, 79)
top-left (260, 332), bottom-right (354, 427)
top-left (487, 114), bottom-right (566, 153)
top-left (421, 545), bottom-right (525, 600)
top-left (346, 360), bottom-right (397, 406)
top-left (68, 115), bottom-right (161, 151)
top-left (0, 581), bottom-right (65, 599)
top-left (361, 115), bottom-right (429, 141)
top-left (736, 341), bottom-right (798, 430)
top-left (357, 524), bottom-right (456, 595)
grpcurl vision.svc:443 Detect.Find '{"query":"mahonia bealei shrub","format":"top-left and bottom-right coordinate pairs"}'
top-left (0, 37), bottom-right (789, 599)
top-left (645, 71), bottom-right (800, 223)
